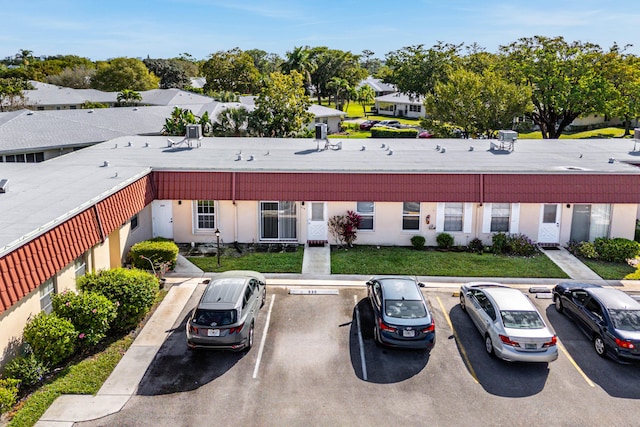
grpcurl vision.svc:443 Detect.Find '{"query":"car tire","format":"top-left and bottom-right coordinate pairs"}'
top-left (485, 335), bottom-right (495, 357)
top-left (594, 334), bottom-right (606, 358)
top-left (554, 297), bottom-right (563, 313)
top-left (246, 322), bottom-right (255, 351)
top-left (459, 294), bottom-right (467, 312)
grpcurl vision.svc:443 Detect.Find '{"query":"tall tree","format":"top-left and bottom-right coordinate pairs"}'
top-left (355, 84), bottom-right (375, 116)
top-left (500, 36), bottom-right (612, 139)
top-left (601, 46), bottom-right (640, 136)
top-left (143, 58), bottom-right (190, 89)
top-left (116, 89), bottom-right (142, 106)
top-left (245, 49), bottom-right (282, 77)
top-left (308, 47), bottom-right (367, 105)
top-left (216, 106), bottom-right (249, 136)
top-left (384, 43), bottom-right (461, 97)
top-left (0, 77), bottom-right (32, 111)
top-left (360, 49), bottom-right (383, 76)
top-left (202, 48), bottom-right (260, 94)
top-left (91, 57), bottom-right (159, 92)
top-left (46, 66), bottom-right (95, 88)
top-left (281, 46), bottom-right (315, 94)
top-left (248, 71), bottom-right (313, 137)
top-left (327, 77), bottom-right (351, 110)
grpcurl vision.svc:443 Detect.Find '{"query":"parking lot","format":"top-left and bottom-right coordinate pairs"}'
top-left (77, 283), bottom-right (640, 426)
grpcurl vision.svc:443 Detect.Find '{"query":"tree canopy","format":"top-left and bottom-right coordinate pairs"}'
top-left (202, 48), bottom-right (260, 94)
top-left (91, 57), bottom-right (159, 92)
top-left (143, 58), bottom-right (191, 89)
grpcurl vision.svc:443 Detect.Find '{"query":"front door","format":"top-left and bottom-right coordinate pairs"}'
top-left (307, 202), bottom-right (328, 243)
top-left (152, 200), bottom-right (173, 239)
top-left (537, 204), bottom-right (561, 244)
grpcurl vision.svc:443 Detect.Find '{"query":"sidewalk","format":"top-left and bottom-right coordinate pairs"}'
top-left (35, 251), bottom-right (640, 425)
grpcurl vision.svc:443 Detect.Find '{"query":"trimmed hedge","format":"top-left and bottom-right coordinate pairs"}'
top-left (594, 237), bottom-right (640, 263)
top-left (0, 378), bottom-right (20, 415)
top-left (370, 127), bottom-right (418, 138)
top-left (52, 291), bottom-right (117, 347)
top-left (23, 313), bottom-right (77, 367)
top-left (2, 353), bottom-right (49, 388)
top-left (77, 268), bottom-right (158, 332)
top-left (129, 237), bottom-right (179, 271)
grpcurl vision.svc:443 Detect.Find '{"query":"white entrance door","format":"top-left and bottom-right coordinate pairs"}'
top-left (307, 202), bottom-right (328, 242)
top-left (537, 204), bottom-right (561, 244)
top-left (152, 200), bottom-right (173, 239)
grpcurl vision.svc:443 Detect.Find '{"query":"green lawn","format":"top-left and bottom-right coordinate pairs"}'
top-left (187, 247), bottom-right (304, 273)
top-left (518, 127), bottom-right (629, 139)
top-left (578, 258), bottom-right (636, 280)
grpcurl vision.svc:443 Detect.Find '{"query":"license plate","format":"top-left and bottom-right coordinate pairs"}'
top-left (403, 329), bottom-right (415, 338)
top-left (207, 329), bottom-right (220, 337)
top-left (525, 343), bottom-right (537, 349)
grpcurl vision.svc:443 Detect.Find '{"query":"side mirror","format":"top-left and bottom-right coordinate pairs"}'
top-left (418, 282), bottom-right (426, 288)
top-left (466, 291), bottom-right (473, 297)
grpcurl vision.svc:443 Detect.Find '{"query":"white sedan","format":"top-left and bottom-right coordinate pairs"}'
top-left (460, 282), bottom-right (558, 363)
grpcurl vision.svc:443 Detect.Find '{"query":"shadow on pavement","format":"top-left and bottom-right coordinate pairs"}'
top-left (137, 313), bottom-right (244, 396)
top-left (449, 304), bottom-right (550, 397)
top-left (546, 305), bottom-right (640, 399)
top-left (350, 298), bottom-right (430, 384)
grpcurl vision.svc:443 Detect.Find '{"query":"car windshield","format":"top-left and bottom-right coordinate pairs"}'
top-left (385, 300), bottom-right (427, 319)
top-left (500, 311), bottom-right (544, 329)
top-left (193, 309), bottom-right (236, 326)
top-left (608, 309), bottom-right (640, 331)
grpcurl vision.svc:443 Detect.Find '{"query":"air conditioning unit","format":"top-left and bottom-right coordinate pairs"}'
top-left (499, 130), bottom-right (518, 142)
top-left (634, 128), bottom-right (640, 140)
top-left (186, 124), bottom-right (202, 139)
top-left (315, 123), bottom-right (327, 140)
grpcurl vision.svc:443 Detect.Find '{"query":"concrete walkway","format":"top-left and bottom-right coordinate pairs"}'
top-left (35, 248), bottom-right (637, 425)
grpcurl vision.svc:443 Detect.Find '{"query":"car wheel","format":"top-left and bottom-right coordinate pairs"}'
top-left (246, 322), bottom-right (255, 351)
top-left (459, 293), bottom-right (466, 312)
top-left (485, 335), bottom-right (495, 357)
top-left (554, 297), bottom-right (563, 313)
top-left (593, 334), bottom-right (606, 358)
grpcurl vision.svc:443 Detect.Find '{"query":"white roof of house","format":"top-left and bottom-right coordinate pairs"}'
top-left (1, 135), bottom-right (639, 256)
top-left (359, 76), bottom-right (396, 93)
top-left (376, 92), bottom-right (425, 105)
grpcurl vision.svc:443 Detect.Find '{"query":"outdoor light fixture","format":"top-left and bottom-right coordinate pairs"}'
top-left (215, 228), bottom-right (221, 267)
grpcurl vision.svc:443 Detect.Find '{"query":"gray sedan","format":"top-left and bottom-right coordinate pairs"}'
top-left (460, 282), bottom-right (558, 363)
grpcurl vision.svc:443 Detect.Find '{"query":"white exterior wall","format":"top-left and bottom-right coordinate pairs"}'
top-left (610, 204), bottom-right (637, 240)
top-left (309, 116), bottom-right (343, 134)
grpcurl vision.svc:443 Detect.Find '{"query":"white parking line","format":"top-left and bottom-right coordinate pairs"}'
top-left (253, 294), bottom-right (275, 379)
top-left (354, 295), bottom-right (368, 381)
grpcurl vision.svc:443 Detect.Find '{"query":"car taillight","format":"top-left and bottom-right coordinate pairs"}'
top-left (379, 319), bottom-right (397, 332)
top-left (228, 323), bottom-right (245, 334)
top-left (189, 324), bottom-right (199, 334)
top-left (422, 319), bottom-right (435, 333)
top-left (542, 335), bottom-right (557, 348)
top-left (615, 338), bottom-right (635, 349)
top-left (499, 335), bottom-right (521, 347)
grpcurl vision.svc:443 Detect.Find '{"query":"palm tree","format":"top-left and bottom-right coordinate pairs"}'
top-left (217, 107), bottom-right (249, 136)
top-left (327, 77), bottom-right (350, 110)
top-left (355, 85), bottom-right (375, 116)
top-left (116, 89), bottom-right (142, 106)
top-left (15, 49), bottom-right (33, 67)
top-left (282, 46), bottom-right (315, 95)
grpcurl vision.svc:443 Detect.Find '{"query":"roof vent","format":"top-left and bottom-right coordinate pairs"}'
top-left (499, 130), bottom-right (518, 142)
top-left (26, 111), bottom-right (34, 115)
top-left (469, 146), bottom-right (474, 151)
top-left (133, 107), bottom-right (138, 111)
top-left (361, 145), bottom-right (366, 151)
top-left (103, 161), bottom-right (109, 167)
top-left (88, 109), bottom-right (94, 113)
top-left (248, 155), bottom-right (254, 161)
top-left (609, 157), bottom-right (615, 164)
top-left (145, 142), bottom-right (149, 147)
top-left (0, 179), bottom-right (8, 193)
top-left (440, 147), bottom-right (446, 153)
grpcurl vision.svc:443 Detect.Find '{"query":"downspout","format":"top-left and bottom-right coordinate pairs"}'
top-left (478, 174), bottom-right (484, 239)
top-left (232, 172), bottom-right (238, 243)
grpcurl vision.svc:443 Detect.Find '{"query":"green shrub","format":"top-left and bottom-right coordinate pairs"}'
top-left (635, 220), bottom-right (640, 243)
top-left (419, 118), bottom-right (459, 138)
top-left (594, 237), bottom-right (640, 263)
top-left (568, 241), bottom-right (599, 259)
top-left (340, 121), bottom-right (360, 132)
top-left (491, 232), bottom-right (509, 254)
top-left (23, 313), bottom-right (77, 367)
top-left (52, 290), bottom-right (117, 347)
top-left (468, 238), bottom-right (484, 254)
top-left (129, 237), bottom-right (179, 271)
top-left (436, 233), bottom-right (454, 249)
top-left (410, 235), bottom-right (426, 250)
top-left (78, 268), bottom-right (157, 332)
top-left (0, 378), bottom-right (20, 415)
top-left (370, 127), bottom-right (418, 138)
top-left (3, 353), bottom-right (49, 388)
top-left (507, 234), bottom-right (538, 257)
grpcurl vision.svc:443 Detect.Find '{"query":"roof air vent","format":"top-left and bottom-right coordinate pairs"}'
top-left (0, 179), bottom-right (8, 193)
top-left (103, 161), bottom-right (109, 167)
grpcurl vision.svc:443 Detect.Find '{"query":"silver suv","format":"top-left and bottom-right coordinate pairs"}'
top-left (186, 270), bottom-right (266, 351)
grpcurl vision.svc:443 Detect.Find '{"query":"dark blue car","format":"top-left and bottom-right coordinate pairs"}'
top-left (553, 282), bottom-right (640, 363)
top-left (366, 276), bottom-right (435, 351)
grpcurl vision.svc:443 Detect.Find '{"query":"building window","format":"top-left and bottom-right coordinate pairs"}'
top-left (409, 105), bottom-right (421, 112)
top-left (40, 278), bottom-right (55, 313)
top-left (570, 204), bottom-right (612, 242)
top-left (196, 200), bottom-right (215, 230)
top-left (357, 202), bottom-right (374, 230)
top-left (444, 203), bottom-right (464, 232)
top-left (490, 203), bottom-right (511, 232)
top-left (74, 255), bottom-right (86, 278)
top-left (260, 201), bottom-right (297, 240)
top-left (130, 213), bottom-right (139, 230)
top-left (402, 202), bottom-right (420, 230)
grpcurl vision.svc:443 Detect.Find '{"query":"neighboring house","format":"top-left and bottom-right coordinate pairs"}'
top-left (374, 92), bottom-right (426, 118)
top-left (1, 135), bottom-right (640, 365)
top-left (358, 77), bottom-right (396, 97)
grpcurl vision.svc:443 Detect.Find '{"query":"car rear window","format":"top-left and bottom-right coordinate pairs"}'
top-left (608, 309), bottom-right (640, 331)
top-left (500, 311), bottom-right (544, 329)
top-left (193, 309), bottom-right (236, 326)
top-left (385, 300), bottom-right (427, 319)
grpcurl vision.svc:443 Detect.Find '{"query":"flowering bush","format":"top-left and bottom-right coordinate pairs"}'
top-left (567, 241), bottom-right (598, 259)
top-left (52, 290), bottom-right (117, 347)
top-left (22, 312), bottom-right (77, 367)
top-left (2, 352), bottom-right (49, 388)
top-left (328, 210), bottom-right (362, 248)
top-left (507, 234), bottom-right (538, 257)
top-left (77, 268), bottom-right (157, 332)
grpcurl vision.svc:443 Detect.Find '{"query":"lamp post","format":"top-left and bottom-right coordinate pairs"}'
top-left (215, 228), bottom-right (221, 267)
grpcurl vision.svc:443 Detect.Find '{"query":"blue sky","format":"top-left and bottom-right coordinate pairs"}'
top-left (1, 0), bottom-right (638, 61)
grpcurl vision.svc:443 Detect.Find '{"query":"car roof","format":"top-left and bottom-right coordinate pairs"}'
top-left (376, 277), bottom-right (422, 300)
top-left (483, 287), bottom-right (535, 311)
top-left (587, 287), bottom-right (640, 310)
top-left (200, 276), bottom-right (248, 306)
